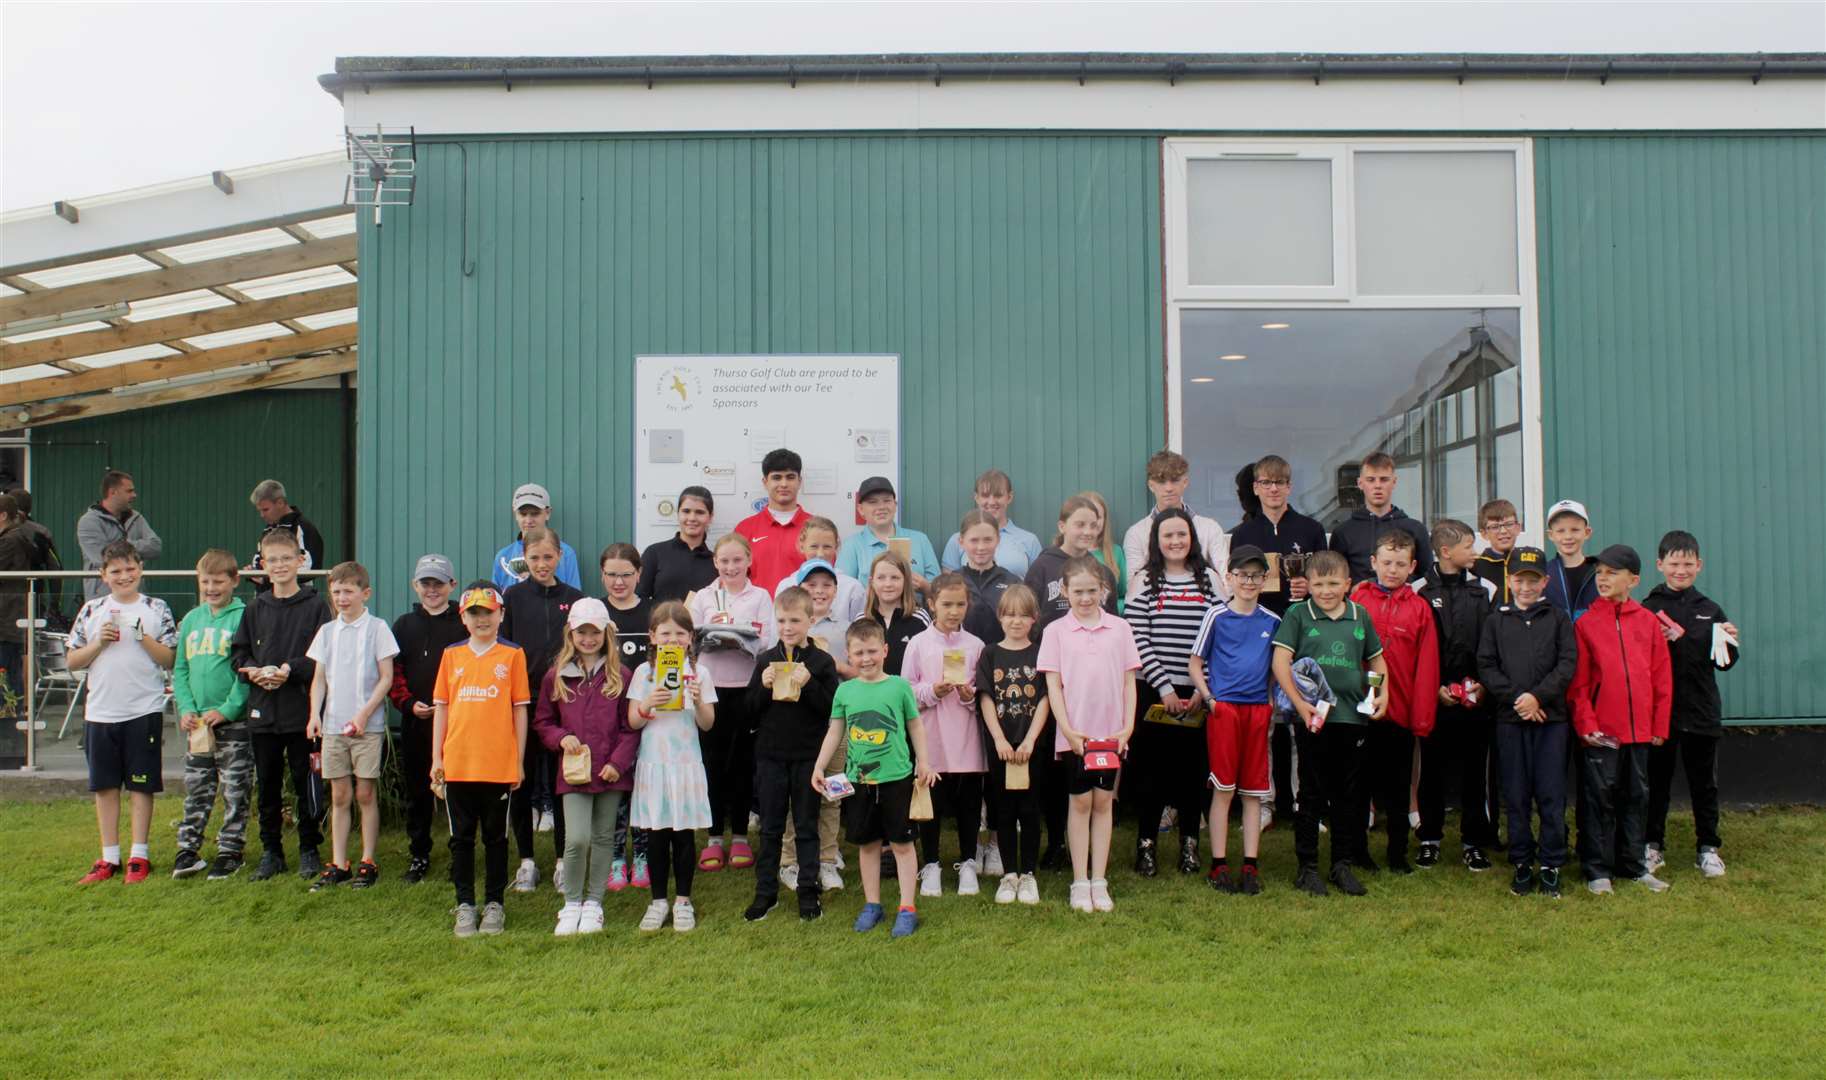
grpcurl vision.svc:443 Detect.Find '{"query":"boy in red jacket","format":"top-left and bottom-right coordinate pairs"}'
top-left (1569, 545), bottom-right (1673, 895)
top-left (1350, 531), bottom-right (1438, 874)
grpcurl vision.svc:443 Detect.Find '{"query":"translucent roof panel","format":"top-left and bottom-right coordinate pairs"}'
top-left (0, 364), bottom-right (68, 385)
top-left (71, 343), bottom-right (182, 369)
top-left (232, 264), bottom-right (355, 300)
top-left (294, 307), bottom-right (359, 330)
top-left (298, 214), bottom-right (357, 240)
top-left (0, 283), bottom-right (21, 297)
top-left (17, 252), bottom-right (160, 289)
top-left (183, 323), bottom-right (295, 350)
top-left (159, 227), bottom-right (299, 265)
top-left (123, 289), bottom-right (236, 321)
top-left (2, 320), bottom-right (112, 344)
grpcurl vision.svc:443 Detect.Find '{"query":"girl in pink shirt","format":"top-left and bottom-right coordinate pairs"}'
top-left (1038, 556), bottom-right (1141, 915)
top-left (901, 574), bottom-right (987, 899)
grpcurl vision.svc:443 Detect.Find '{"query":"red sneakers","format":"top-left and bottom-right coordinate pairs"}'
top-left (79, 859), bottom-right (121, 885)
top-left (124, 857), bottom-right (153, 884)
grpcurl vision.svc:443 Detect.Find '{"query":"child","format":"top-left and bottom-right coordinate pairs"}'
top-left (432, 583), bottom-right (532, 937)
top-left (1350, 531), bottom-right (1439, 874)
top-left (733, 448), bottom-right (811, 593)
top-left (903, 573), bottom-right (988, 897)
top-left (686, 532), bottom-right (778, 872)
top-left (1476, 546), bottom-right (1579, 898)
top-left (636, 485), bottom-right (717, 604)
top-left (837, 475), bottom-right (941, 592)
top-left (1038, 555), bottom-right (1141, 914)
top-left (780, 560), bottom-right (853, 894)
top-left (230, 527), bottom-right (332, 881)
top-left (863, 550), bottom-right (931, 675)
top-left (491, 482), bottom-right (583, 590)
top-left (1076, 491), bottom-right (1129, 613)
top-left (171, 549), bottom-right (253, 880)
top-left (1543, 500), bottom-right (1598, 622)
top-left (1416, 520), bottom-right (1499, 872)
top-left (627, 602), bottom-right (719, 932)
top-left (532, 598), bottom-right (639, 936)
top-left (1271, 550), bottom-right (1388, 897)
top-left (600, 542), bottom-right (651, 891)
top-left (978, 584), bottom-right (1049, 904)
top-left (305, 561), bottom-right (400, 890)
top-left (1120, 450), bottom-right (1230, 593)
top-left (1569, 545), bottom-right (1674, 895)
top-left (941, 468), bottom-right (1044, 577)
top-left (814, 619), bottom-right (935, 938)
top-left (501, 526), bottom-right (585, 893)
top-left (743, 587), bottom-right (840, 921)
top-left (1472, 499), bottom-right (1523, 604)
top-left (956, 510), bottom-right (1021, 646)
top-left (776, 516), bottom-right (867, 624)
top-left (1327, 452), bottom-right (1432, 584)
top-left (1640, 531), bottom-right (1739, 879)
top-left (1025, 495), bottom-right (1119, 633)
top-left (68, 540), bottom-right (177, 884)
top-left (388, 554), bottom-right (467, 885)
top-left (1189, 546), bottom-right (1281, 895)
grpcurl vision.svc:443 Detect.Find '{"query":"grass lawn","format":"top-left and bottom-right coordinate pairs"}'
top-left (4, 794), bottom-right (1822, 1078)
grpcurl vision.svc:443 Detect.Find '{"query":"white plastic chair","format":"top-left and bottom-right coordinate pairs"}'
top-left (33, 631), bottom-right (88, 739)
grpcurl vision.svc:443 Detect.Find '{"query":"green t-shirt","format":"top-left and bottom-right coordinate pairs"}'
top-left (1272, 599), bottom-right (1384, 725)
top-left (831, 674), bottom-right (920, 784)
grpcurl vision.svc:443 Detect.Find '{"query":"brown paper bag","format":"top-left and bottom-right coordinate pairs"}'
top-left (888, 537), bottom-right (913, 562)
top-left (562, 745), bottom-right (592, 785)
top-left (771, 661), bottom-right (803, 702)
top-left (1004, 759), bottom-right (1030, 791)
top-left (1261, 551), bottom-right (1282, 593)
top-left (942, 648), bottom-right (968, 686)
top-left (908, 778), bottom-right (934, 821)
top-left (187, 722), bottom-right (216, 755)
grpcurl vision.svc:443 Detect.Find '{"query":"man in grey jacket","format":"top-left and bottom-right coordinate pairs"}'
top-left (76, 470), bottom-right (162, 600)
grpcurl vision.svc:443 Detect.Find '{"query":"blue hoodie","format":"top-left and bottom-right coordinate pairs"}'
top-left (1543, 555), bottom-right (1599, 624)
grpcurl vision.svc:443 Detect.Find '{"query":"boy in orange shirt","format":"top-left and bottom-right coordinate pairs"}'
top-left (431, 582), bottom-right (532, 937)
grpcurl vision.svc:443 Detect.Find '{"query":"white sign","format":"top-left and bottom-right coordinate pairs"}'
top-left (634, 355), bottom-right (901, 551)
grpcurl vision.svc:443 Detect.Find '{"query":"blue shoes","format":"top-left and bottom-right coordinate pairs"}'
top-left (853, 902), bottom-right (885, 932)
top-left (890, 908), bottom-right (919, 938)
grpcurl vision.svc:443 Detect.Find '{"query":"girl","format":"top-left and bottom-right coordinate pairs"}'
top-left (864, 550), bottom-right (931, 676)
top-left (531, 599), bottom-right (639, 936)
top-left (978, 584), bottom-right (1049, 905)
top-left (627, 602), bottom-right (719, 932)
top-left (1124, 509), bottom-right (1223, 878)
top-left (902, 574), bottom-right (987, 897)
top-left (636, 486), bottom-right (718, 604)
top-left (599, 542), bottom-right (652, 891)
top-left (957, 510), bottom-right (1019, 647)
top-left (685, 533), bottom-right (777, 873)
top-left (1038, 555), bottom-right (1141, 914)
top-left (1075, 490), bottom-right (1128, 614)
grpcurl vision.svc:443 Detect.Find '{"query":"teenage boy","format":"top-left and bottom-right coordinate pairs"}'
top-left (1416, 520), bottom-right (1499, 872)
top-left (837, 475), bottom-right (941, 590)
top-left (941, 468), bottom-right (1044, 576)
top-left (231, 528), bottom-right (332, 881)
top-left (1327, 453), bottom-right (1432, 584)
top-left (1640, 530), bottom-right (1740, 879)
top-left (1188, 545), bottom-right (1281, 895)
top-left (1120, 450), bottom-right (1230, 591)
top-left (775, 515), bottom-right (866, 623)
top-left (781, 560), bottom-right (853, 894)
top-left (172, 549), bottom-right (253, 880)
top-left (1271, 550), bottom-right (1388, 896)
top-left (735, 448), bottom-right (812, 593)
top-left (68, 540), bottom-right (177, 884)
top-left (491, 483), bottom-right (583, 590)
top-left (1542, 500), bottom-right (1598, 622)
top-left (1476, 546), bottom-right (1579, 898)
top-left (744, 587), bottom-right (841, 922)
top-left (305, 561), bottom-right (400, 890)
top-left (1569, 545), bottom-right (1674, 895)
top-left (1350, 531), bottom-right (1439, 874)
top-left (1472, 499), bottom-right (1523, 604)
top-left (389, 554), bottom-right (468, 884)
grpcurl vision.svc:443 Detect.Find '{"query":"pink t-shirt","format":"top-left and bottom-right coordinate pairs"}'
top-left (1036, 609), bottom-right (1142, 754)
top-left (686, 580), bottom-right (779, 687)
top-left (901, 624), bottom-right (986, 774)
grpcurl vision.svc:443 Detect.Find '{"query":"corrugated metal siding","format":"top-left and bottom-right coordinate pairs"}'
top-left (358, 135), bottom-right (1163, 615)
top-left (1536, 135), bottom-right (1826, 724)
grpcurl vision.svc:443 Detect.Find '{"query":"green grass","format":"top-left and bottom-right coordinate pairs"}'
top-left (4, 796), bottom-right (1822, 1078)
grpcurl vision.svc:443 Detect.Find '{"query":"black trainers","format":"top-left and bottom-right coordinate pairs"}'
top-left (743, 894), bottom-right (777, 922)
top-left (1207, 863), bottom-right (1235, 893)
top-left (1463, 846), bottom-right (1494, 872)
top-left (1134, 838), bottom-right (1159, 878)
top-left (1238, 865), bottom-right (1263, 895)
top-left (403, 856), bottom-right (431, 885)
top-left (1538, 867), bottom-right (1563, 899)
top-left (1416, 842), bottom-right (1441, 868)
top-left (1511, 865), bottom-right (1536, 896)
top-left (1293, 866), bottom-right (1329, 896)
top-left (1387, 856), bottom-right (1415, 875)
top-left (251, 850), bottom-right (288, 881)
top-left (350, 860), bottom-right (380, 889)
top-left (171, 850), bottom-right (206, 879)
top-left (798, 889), bottom-right (823, 922)
top-left (206, 853), bottom-right (244, 880)
top-left (298, 848), bottom-right (324, 879)
top-left (1329, 863), bottom-right (1368, 896)
top-left (310, 864), bottom-right (354, 892)
top-left (1178, 836), bottom-right (1200, 875)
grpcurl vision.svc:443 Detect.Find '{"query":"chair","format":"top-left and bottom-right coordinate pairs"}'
top-left (32, 631), bottom-right (88, 739)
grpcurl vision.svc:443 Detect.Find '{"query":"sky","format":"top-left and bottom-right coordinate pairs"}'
top-left (2, 0), bottom-right (1822, 211)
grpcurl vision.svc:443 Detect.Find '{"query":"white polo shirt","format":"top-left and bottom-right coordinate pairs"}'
top-left (305, 609), bottom-right (400, 734)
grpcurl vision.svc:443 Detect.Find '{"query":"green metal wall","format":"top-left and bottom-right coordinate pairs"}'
top-left (357, 135), bottom-right (1164, 616)
top-left (1535, 135), bottom-right (1826, 724)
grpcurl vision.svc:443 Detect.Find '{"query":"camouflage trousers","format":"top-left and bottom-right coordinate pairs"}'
top-left (178, 736), bottom-right (256, 856)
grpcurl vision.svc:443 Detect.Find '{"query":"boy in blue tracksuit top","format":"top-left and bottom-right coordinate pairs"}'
top-left (1542, 499), bottom-right (1598, 621)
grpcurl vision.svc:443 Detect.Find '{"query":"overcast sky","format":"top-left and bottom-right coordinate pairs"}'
top-left (3, 1), bottom-right (1822, 211)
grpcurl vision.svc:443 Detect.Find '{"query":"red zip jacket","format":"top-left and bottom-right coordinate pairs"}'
top-left (1569, 596), bottom-right (1672, 744)
top-left (1350, 580), bottom-right (1440, 737)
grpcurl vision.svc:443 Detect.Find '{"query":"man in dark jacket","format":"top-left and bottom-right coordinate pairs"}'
top-left (388, 554), bottom-right (469, 884)
top-left (0, 494), bottom-right (37, 703)
top-left (1416, 520), bottom-right (1499, 871)
top-left (247, 479), bottom-right (327, 589)
top-left (1327, 453), bottom-right (1432, 583)
top-left (5, 488), bottom-right (65, 629)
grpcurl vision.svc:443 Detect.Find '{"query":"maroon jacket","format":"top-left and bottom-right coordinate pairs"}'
top-left (532, 661), bottom-right (640, 794)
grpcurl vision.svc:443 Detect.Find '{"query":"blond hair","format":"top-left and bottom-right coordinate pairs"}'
top-left (550, 624), bottom-right (626, 703)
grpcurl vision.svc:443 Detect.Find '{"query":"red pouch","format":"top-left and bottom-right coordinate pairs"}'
top-left (1655, 610), bottom-right (1686, 641)
top-left (1082, 739), bottom-right (1121, 770)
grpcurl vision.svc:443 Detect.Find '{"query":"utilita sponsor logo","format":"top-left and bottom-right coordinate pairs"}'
top-left (457, 685), bottom-right (502, 702)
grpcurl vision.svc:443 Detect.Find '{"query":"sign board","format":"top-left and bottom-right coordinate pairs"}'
top-left (633, 355), bottom-right (901, 550)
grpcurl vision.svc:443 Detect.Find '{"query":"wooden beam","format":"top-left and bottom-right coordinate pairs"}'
top-left (0, 323), bottom-right (356, 406)
top-left (0, 283), bottom-right (357, 368)
top-left (12, 351), bottom-right (356, 427)
top-left (0, 234), bottom-right (356, 325)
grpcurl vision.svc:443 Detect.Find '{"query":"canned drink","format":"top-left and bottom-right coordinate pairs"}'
top-left (310, 751), bottom-right (322, 775)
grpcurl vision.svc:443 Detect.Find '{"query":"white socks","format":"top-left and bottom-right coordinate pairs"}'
top-left (102, 845), bottom-right (121, 864)
top-left (130, 843), bottom-right (149, 859)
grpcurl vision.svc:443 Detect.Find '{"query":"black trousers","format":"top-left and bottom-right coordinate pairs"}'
top-left (1367, 722), bottom-right (1415, 861)
top-left (700, 687), bottom-right (755, 839)
top-left (511, 736), bottom-right (564, 861)
top-left (647, 827), bottom-right (696, 901)
top-left (754, 756), bottom-right (820, 902)
top-left (399, 712), bottom-right (436, 861)
top-left (1292, 722), bottom-right (1369, 871)
top-left (1039, 723), bottom-right (1068, 854)
top-left (919, 772), bottom-right (985, 867)
top-left (1271, 721), bottom-right (1296, 817)
top-left (1578, 742), bottom-right (1650, 881)
top-left (1128, 685), bottom-right (1206, 850)
top-left (447, 781), bottom-right (510, 906)
top-left (252, 730), bottom-right (324, 855)
top-left (989, 763), bottom-right (1042, 874)
top-left (1495, 721), bottom-right (1569, 869)
top-left (1417, 705), bottom-right (1496, 848)
top-left (1646, 731), bottom-right (1722, 851)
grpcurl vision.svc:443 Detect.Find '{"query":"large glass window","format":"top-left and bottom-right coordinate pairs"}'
top-left (1186, 159), bottom-right (1335, 288)
top-left (1354, 151), bottom-right (1519, 295)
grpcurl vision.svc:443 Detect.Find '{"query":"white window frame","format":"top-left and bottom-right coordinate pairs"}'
top-left (1163, 136), bottom-right (1544, 538)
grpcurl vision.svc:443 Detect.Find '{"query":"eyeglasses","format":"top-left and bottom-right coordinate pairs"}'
top-left (1232, 572), bottom-right (1267, 584)
top-left (1253, 478), bottom-right (1290, 489)
top-left (1485, 519), bottom-right (1521, 532)
top-left (603, 571), bottom-right (637, 580)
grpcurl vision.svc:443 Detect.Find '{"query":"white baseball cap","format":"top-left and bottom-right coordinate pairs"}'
top-left (1546, 499), bottom-right (1589, 526)
top-left (512, 483), bottom-right (551, 511)
top-left (567, 597), bottom-right (612, 630)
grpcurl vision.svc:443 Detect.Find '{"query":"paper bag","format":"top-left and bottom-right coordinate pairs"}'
top-left (908, 778), bottom-right (934, 821)
top-left (1004, 759), bottom-right (1030, 791)
top-left (562, 745), bottom-right (592, 785)
top-left (888, 537), bottom-right (913, 562)
top-left (771, 661), bottom-right (803, 702)
top-left (653, 645), bottom-right (686, 710)
top-left (187, 722), bottom-right (216, 755)
top-left (1261, 551), bottom-right (1282, 593)
top-left (942, 648), bottom-right (968, 686)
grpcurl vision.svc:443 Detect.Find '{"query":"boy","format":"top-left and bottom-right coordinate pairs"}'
top-left (491, 482), bottom-right (583, 590)
top-left (67, 540), bottom-right (177, 884)
top-left (231, 528), bottom-right (332, 881)
top-left (836, 476), bottom-right (941, 590)
top-left (388, 554), bottom-right (468, 884)
top-left (744, 586), bottom-right (841, 922)
top-left (1640, 530), bottom-right (1740, 879)
top-left (814, 619), bottom-right (936, 939)
top-left (1350, 531), bottom-right (1439, 874)
top-left (1568, 545), bottom-right (1674, 895)
top-left (1120, 449), bottom-right (1229, 591)
top-left (171, 549), bottom-right (253, 880)
top-left (1188, 545), bottom-right (1282, 895)
top-left (781, 560), bottom-right (854, 894)
top-left (1542, 500), bottom-right (1598, 622)
top-left (734, 448), bottom-right (812, 593)
top-left (775, 515), bottom-right (866, 623)
top-left (1327, 453), bottom-right (1432, 584)
top-left (1472, 499), bottom-right (1523, 604)
top-left (1476, 546), bottom-right (1579, 897)
top-left (432, 583), bottom-right (532, 937)
top-left (1416, 520), bottom-right (1499, 872)
top-left (941, 468), bottom-right (1044, 577)
top-left (1271, 550), bottom-right (1388, 896)
top-left (305, 561), bottom-right (400, 890)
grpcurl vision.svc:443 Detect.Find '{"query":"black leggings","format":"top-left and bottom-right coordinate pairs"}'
top-left (646, 827), bottom-right (697, 900)
top-left (511, 736), bottom-right (564, 861)
top-left (918, 772), bottom-right (984, 867)
top-left (990, 764), bottom-right (1042, 874)
top-left (699, 687), bottom-right (755, 840)
top-left (1127, 685), bottom-right (1206, 849)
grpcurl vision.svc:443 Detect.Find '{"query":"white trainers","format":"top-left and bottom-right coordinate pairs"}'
top-left (1634, 872), bottom-right (1671, 893)
top-left (918, 861), bottom-right (942, 897)
top-left (1017, 873), bottom-right (1040, 905)
top-left (980, 840), bottom-right (1005, 877)
top-left (512, 858), bottom-right (539, 893)
top-left (1259, 804), bottom-right (1274, 831)
top-left (578, 900), bottom-right (604, 934)
top-left (554, 902), bottom-right (583, 937)
top-left (1644, 843), bottom-right (1666, 874)
top-left (535, 809), bottom-right (555, 833)
top-left (1697, 847), bottom-right (1726, 878)
top-left (994, 872), bottom-right (1020, 904)
top-left (1069, 879), bottom-right (1093, 913)
top-left (956, 860), bottom-right (980, 896)
top-left (780, 863), bottom-right (799, 891)
top-left (638, 899), bottom-right (670, 932)
top-left (819, 861), bottom-right (844, 892)
top-left (834, 849), bottom-right (845, 870)
top-left (1407, 810), bottom-right (1421, 830)
top-left (672, 897), bottom-right (696, 932)
top-left (552, 861), bottom-right (566, 895)
top-left (1587, 877), bottom-right (1614, 895)
top-left (1089, 878), bottom-right (1114, 912)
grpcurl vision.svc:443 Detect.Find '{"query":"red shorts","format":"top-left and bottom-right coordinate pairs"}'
top-left (1206, 701), bottom-right (1271, 797)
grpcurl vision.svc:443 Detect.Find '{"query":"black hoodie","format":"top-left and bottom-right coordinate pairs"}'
top-left (1418, 567), bottom-right (1496, 684)
top-left (1640, 584), bottom-right (1739, 736)
top-left (745, 640), bottom-right (841, 761)
top-left (1328, 505), bottom-right (1433, 584)
top-left (1023, 545), bottom-right (1118, 634)
top-left (501, 578), bottom-right (584, 691)
top-left (388, 603), bottom-right (468, 717)
top-left (1475, 600), bottom-right (1578, 724)
top-left (960, 563), bottom-right (1020, 646)
top-left (229, 585), bottom-right (332, 735)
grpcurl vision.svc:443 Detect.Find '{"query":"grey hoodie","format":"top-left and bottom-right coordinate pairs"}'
top-left (76, 503), bottom-right (162, 600)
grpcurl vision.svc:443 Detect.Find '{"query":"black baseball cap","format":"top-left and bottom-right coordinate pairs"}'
top-left (856, 476), bottom-right (896, 500)
top-left (1227, 545), bottom-right (1270, 572)
top-left (1506, 546), bottom-right (1549, 578)
top-left (1595, 544), bottom-right (1642, 574)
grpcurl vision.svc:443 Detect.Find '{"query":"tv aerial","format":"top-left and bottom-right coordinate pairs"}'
top-left (344, 124), bottom-right (416, 226)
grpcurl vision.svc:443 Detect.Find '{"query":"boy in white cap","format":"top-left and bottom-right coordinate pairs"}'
top-left (491, 483), bottom-right (582, 590)
top-left (1543, 500), bottom-right (1598, 622)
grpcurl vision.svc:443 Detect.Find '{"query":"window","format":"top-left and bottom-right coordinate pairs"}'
top-left (1354, 151), bottom-right (1518, 296)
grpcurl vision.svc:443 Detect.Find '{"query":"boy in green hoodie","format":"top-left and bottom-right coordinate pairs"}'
top-left (172, 550), bottom-right (253, 879)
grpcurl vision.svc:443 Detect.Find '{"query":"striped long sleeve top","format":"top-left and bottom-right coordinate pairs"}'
top-left (1126, 569), bottom-right (1224, 695)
